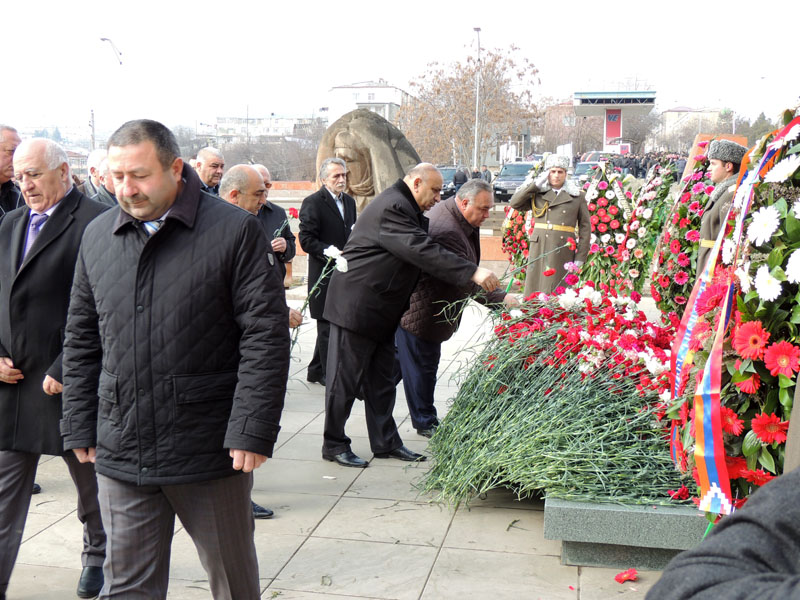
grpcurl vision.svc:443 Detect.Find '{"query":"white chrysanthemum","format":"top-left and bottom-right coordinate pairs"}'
top-left (590, 233), bottom-right (597, 243)
top-left (721, 238), bottom-right (736, 265)
top-left (335, 256), bottom-right (348, 273)
top-left (605, 190), bottom-right (616, 200)
top-left (600, 234), bottom-right (611, 244)
top-left (793, 200), bottom-right (800, 219)
top-left (323, 245), bottom-right (342, 259)
top-left (754, 264), bottom-right (782, 301)
top-left (626, 238), bottom-right (637, 249)
top-left (643, 208), bottom-right (653, 219)
top-left (747, 205), bottom-right (781, 246)
top-left (637, 227), bottom-right (647, 238)
top-left (735, 261), bottom-right (752, 293)
top-left (786, 250), bottom-right (800, 284)
top-left (764, 154), bottom-right (800, 183)
top-left (615, 233), bottom-right (626, 244)
top-left (509, 309), bottom-right (524, 318)
top-left (586, 189), bottom-right (599, 201)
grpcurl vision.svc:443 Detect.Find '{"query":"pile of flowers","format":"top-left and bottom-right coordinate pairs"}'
top-left (613, 162), bottom-right (677, 294)
top-left (651, 154), bottom-right (715, 326)
top-left (421, 280), bottom-right (690, 505)
top-left (671, 116), bottom-right (800, 504)
top-left (578, 164), bottom-right (635, 290)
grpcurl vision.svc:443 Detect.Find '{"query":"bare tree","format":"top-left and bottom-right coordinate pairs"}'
top-left (395, 46), bottom-right (540, 166)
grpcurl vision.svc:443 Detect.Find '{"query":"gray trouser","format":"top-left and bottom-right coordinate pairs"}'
top-left (97, 472), bottom-right (259, 599)
top-left (0, 450), bottom-right (105, 595)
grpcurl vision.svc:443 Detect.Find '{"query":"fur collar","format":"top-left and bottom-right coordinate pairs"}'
top-left (708, 175), bottom-right (737, 207)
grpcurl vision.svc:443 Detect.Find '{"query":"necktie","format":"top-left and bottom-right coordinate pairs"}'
top-left (142, 219), bottom-right (164, 237)
top-left (22, 213), bottom-right (49, 259)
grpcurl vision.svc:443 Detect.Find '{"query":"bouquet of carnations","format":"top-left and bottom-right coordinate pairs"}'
top-left (421, 279), bottom-right (691, 505)
top-left (501, 206), bottom-right (531, 286)
top-left (651, 155), bottom-right (715, 326)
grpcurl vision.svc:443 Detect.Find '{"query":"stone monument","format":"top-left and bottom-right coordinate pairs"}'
top-left (316, 109), bottom-right (421, 213)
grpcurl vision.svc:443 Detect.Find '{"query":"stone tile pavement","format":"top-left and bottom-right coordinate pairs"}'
top-left (7, 299), bottom-right (662, 599)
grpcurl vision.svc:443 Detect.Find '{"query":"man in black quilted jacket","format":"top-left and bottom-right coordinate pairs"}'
top-left (61, 119), bottom-right (290, 599)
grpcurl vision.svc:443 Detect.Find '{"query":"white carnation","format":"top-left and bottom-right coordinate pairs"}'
top-left (605, 190), bottom-right (616, 200)
top-left (323, 245), bottom-right (343, 259)
top-left (643, 208), bottom-right (653, 219)
top-left (600, 234), bottom-right (611, 244)
top-left (626, 238), bottom-right (637, 249)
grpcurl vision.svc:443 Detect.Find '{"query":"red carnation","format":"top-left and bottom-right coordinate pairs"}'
top-left (597, 223), bottom-right (608, 233)
top-left (288, 207), bottom-right (299, 219)
top-left (588, 203), bottom-right (596, 211)
top-left (564, 274), bottom-right (579, 286)
top-left (751, 413), bottom-right (789, 444)
top-left (543, 268), bottom-right (556, 277)
top-left (764, 341), bottom-right (800, 377)
top-left (610, 219), bottom-right (620, 230)
top-left (733, 321), bottom-right (770, 360)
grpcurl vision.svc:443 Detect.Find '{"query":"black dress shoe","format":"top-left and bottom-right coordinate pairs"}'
top-left (251, 501), bottom-right (274, 519)
top-left (77, 565), bottom-right (103, 598)
top-left (322, 450), bottom-right (368, 468)
top-left (32, 482), bottom-right (42, 494)
top-left (416, 428), bottom-right (436, 439)
top-left (307, 374), bottom-right (326, 386)
top-left (373, 445), bottom-right (427, 462)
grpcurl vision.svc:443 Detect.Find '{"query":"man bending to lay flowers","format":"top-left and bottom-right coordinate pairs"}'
top-left (510, 154), bottom-right (590, 296)
top-left (697, 140), bottom-right (748, 272)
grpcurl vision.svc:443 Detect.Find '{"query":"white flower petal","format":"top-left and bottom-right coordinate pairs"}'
top-left (754, 264), bottom-right (782, 301)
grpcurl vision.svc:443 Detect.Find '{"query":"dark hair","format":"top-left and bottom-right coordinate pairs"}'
top-left (107, 119), bottom-right (180, 170)
top-left (729, 161), bottom-right (741, 174)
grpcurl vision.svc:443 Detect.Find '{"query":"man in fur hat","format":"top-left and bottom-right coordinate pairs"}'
top-left (697, 140), bottom-right (748, 272)
top-left (510, 154), bottom-right (590, 296)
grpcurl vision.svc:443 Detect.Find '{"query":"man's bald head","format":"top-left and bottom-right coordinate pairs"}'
top-left (252, 164), bottom-right (272, 201)
top-left (0, 125), bottom-right (22, 185)
top-left (219, 164), bottom-right (266, 215)
top-left (403, 163), bottom-right (443, 211)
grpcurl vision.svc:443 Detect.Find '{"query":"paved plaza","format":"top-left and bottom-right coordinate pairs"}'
top-left (7, 298), bottom-right (661, 599)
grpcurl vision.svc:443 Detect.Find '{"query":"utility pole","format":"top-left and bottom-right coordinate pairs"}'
top-left (89, 109), bottom-right (96, 150)
top-left (472, 27), bottom-right (481, 170)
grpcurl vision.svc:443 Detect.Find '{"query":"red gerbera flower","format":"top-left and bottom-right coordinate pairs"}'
top-left (725, 455), bottom-right (748, 479)
top-left (543, 268), bottom-right (556, 277)
top-left (695, 284), bottom-right (728, 316)
top-left (764, 341), bottom-right (800, 377)
top-left (670, 240), bottom-right (681, 254)
top-left (689, 321), bottom-right (711, 351)
top-left (685, 230), bottom-right (700, 242)
top-left (677, 253), bottom-right (690, 267)
top-left (735, 373), bottom-right (761, 394)
top-left (674, 271), bottom-right (689, 285)
top-left (742, 468), bottom-right (776, 487)
top-left (614, 569), bottom-right (638, 584)
top-left (733, 320), bottom-right (770, 361)
top-left (674, 295), bottom-right (687, 305)
top-left (720, 406), bottom-right (744, 435)
top-left (751, 413), bottom-right (789, 444)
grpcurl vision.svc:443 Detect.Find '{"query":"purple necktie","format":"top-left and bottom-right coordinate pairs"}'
top-left (23, 213), bottom-right (49, 260)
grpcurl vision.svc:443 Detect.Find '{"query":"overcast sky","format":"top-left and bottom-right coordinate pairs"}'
top-left (5, 0), bottom-right (796, 138)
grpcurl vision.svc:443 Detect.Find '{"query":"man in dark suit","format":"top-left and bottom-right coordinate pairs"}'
top-left (321, 163), bottom-right (500, 468)
top-left (298, 157), bottom-right (357, 387)
top-left (0, 138), bottom-right (108, 599)
top-left (0, 126), bottom-right (22, 223)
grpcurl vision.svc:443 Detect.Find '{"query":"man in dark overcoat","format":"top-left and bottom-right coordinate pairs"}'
top-left (321, 163), bottom-right (500, 468)
top-left (0, 138), bottom-right (108, 599)
top-left (298, 157), bottom-right (357, 387)
top-left (0, 126), bottom-right (22, 223)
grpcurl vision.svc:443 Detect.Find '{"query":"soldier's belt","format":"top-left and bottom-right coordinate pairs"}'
top-left (533, 223), bottom-right (577, 233)
top-left (699, 239), bottom-right (715, 248)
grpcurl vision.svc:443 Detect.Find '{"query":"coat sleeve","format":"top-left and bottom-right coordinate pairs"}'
top-left (298, 195), bottom-right (329, 261)
top-left (575, 194), bottom-right (591, 264)
top-left (61, 245), bottom-right (103, 450)
top-left (509, 181), bottom-right (534, 211)
top-left (432, 227), bottom-right (505, 307)
top-left (223, 217), bottom-right (290, 457)
top-left (378, 204), bottom-right (477, 287)
top-left (647, 470), bottom-right (800, 600)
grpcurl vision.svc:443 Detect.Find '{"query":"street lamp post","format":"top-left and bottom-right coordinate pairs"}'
top-left (472, 27), bottom-right (481, 170)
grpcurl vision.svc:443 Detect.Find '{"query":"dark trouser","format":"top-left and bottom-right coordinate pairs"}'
top-left (395, 327), bottom-right (442, 431)
top-left (96, 472), bottom-right (258, 600)
top-left (307, 318), bottom-right (331, 380)
top-left (0, 450), bottom-right (105, 595)
top-left (323, 324), bottom-right (403, 456)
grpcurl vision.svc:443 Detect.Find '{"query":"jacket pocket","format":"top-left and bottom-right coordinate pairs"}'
top-left (97, 369), bottom-right (121, 453)
top-left (172, 371), bottom-right (237, 455)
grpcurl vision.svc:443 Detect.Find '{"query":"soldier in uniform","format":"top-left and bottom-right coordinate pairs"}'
top-left (697, 139), bottom-right (748, 273)
top-left (510, 154), bottom-right (591, 296)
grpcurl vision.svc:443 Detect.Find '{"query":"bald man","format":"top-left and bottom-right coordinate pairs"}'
top-left (321, 163), bottom-right (500, 468)
top-left (253, 164), bottom-right (296, 283)
top-left (0, 126), bottom-right (22, 222)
